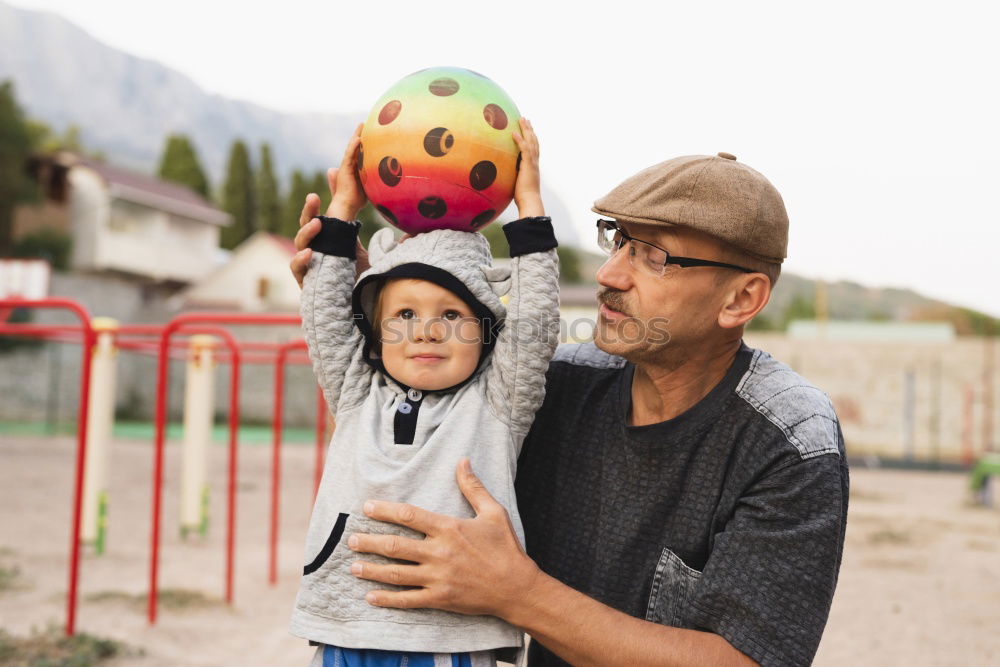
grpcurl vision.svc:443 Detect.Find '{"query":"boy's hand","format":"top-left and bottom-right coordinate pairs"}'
top-left (512, 117), bottom-right (545, 218)
top-left (328, 123), bottom-right (367, 221)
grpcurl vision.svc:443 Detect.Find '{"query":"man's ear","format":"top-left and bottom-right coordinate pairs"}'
top-left (367, 228), bottom-right (397, 264)
top-left (719, 273), bottom-right (771, 329)
top-left (482, 265), bottom-right (512, 296)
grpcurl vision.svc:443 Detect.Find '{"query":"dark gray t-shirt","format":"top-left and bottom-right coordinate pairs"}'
top-left (515, 343), bottom-right (849, 667)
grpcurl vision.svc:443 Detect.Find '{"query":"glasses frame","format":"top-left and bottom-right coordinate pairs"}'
top-left (596, 219), bottom-right (754, 276)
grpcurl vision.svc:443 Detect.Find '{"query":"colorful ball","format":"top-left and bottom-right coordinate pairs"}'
top-left (359, 67), bottom-right (522, 235)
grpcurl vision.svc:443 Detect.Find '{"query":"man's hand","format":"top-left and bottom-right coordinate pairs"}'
top-left (289, 124), bottom-right (370, 288)
top-left (347, 458), bottom-right (542, 617)
top-left (512, 117), bottom-right (545, 218)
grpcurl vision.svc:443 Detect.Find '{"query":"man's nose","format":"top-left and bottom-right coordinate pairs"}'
top-left (596, 245), bottom-right (634, 293)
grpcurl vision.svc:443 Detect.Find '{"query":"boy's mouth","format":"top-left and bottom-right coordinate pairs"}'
top-left (410, 353), bottom-right (446, 362)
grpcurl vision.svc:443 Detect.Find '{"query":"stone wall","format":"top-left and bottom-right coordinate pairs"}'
top-left (745, 333), bottom-right (999, 464)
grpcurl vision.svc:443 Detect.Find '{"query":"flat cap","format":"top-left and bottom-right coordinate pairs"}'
top-left (592, 153), bottom-right (788, 263)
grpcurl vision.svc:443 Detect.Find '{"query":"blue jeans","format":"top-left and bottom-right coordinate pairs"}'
top-left (321, 645), bottom-right (473, 667)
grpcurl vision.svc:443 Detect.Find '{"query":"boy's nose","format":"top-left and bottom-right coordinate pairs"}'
top-left (414, 318), bottom-right (444, 343)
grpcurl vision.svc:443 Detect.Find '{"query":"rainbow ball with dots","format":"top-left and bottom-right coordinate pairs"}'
top-left (358, 67), bottom-right (522, 235)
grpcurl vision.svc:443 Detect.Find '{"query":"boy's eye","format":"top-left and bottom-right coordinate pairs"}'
top-left (443, 310), bottom-right (462, 321)
top-left (397, 308), bottom-right (415, 320)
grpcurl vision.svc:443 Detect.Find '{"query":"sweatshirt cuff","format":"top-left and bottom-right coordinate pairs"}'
top-left (502, 216), bottom-right (558, 257)
top-left (308, 216), bottom-right (360, 259)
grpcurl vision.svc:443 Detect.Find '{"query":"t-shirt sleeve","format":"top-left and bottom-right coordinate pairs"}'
top-left (685, 450), bottom-right (849, 667)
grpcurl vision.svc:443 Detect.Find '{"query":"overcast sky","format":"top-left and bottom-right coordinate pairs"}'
top-left (10, 0), bottom-right (999, 316)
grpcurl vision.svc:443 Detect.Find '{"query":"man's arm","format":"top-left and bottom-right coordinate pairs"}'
top-left (347, 459), bottom-right (757, 667)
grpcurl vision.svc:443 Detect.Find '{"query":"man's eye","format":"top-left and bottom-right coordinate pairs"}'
top-left (443, 310), bottom-right (462, 321)
top-left (398, 309), bottom-right (415, 320)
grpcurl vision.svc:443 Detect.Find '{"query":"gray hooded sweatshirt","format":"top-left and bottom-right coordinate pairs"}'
top-left (289, 216), bottom-right (559, 655)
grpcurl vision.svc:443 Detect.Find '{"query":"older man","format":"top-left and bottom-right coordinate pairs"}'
top-left (290, 153), bottom-right (848, 667)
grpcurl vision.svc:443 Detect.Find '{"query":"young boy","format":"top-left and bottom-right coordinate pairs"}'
top-left (290, 119), bottom-right (559, 666)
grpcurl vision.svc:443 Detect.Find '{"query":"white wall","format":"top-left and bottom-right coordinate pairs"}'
top-left (69, 165), bottom-right (220, 283)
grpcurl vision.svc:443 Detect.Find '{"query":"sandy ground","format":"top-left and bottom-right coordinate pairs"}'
top-left (1, 434), bottom-right (999, 666)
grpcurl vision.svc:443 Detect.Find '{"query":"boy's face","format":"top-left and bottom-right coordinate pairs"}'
top-left (377, 278), bottom-right (483, 391)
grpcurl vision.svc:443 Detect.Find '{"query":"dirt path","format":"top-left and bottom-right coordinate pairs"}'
top-left (2, 435), bottom-right (999, 665)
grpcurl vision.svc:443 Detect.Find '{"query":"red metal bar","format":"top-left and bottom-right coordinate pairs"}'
top-left (148, 323), bottom-right (241, 623)
top-left (0, 324), bottom-right (86, 335)
top-left (0, 298), bottom-right (96, 637)
top-left (148, 313), bottom-right (300, 625)
top-left (270, 339), bottom-right (308, 585)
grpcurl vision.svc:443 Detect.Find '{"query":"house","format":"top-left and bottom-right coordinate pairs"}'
top-left (13, 152), bottom-right (230, 284)
top-left (179, 232), bottom-right (300, 312)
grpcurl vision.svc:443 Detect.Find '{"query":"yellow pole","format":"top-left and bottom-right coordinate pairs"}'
top-left (180, 335), bottom-right (215, 537)
top-left (81, 317), bottom-right (118, 553)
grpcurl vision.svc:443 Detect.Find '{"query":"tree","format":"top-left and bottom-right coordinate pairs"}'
top-left (157, 134), bottom-right (210, 199)
top-left (556, 246), bottom-right (582, 284)
top-left (356, 203), bottom-right (388, 248)
top-left (220, 139), bottom-right (256, 249)
top-left (783, 294), bottom-right (817, 328)
top-left (281, 169), bottom-right (312, 239)
top-left (255, 143), bottom-right (281, 234)
top-left (311, 171), bottom-right (331, 218)
top-left (0, 80), bottom-right (40, 254)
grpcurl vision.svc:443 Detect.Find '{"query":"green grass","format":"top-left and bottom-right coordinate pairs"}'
top-left (0, 420), bottom-right (317, 445)
top-left (0, 549), bottom-right (22, 594)
top-left (84, 587), bottom-right (224, 611)
top-left (0, 625), bottom-right (135, 666)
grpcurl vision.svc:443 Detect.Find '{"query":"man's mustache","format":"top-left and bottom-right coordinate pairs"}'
top-left (596, 287), bottom-right (633, 318)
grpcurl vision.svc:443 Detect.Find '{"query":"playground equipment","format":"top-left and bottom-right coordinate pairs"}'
top-left (179, 335), bottom-right (216, 538)
top-left (81, 317), bottom-right (118, 553)
top-left (0, 297), bottom-right (328, 636)
top-left (0, 297), bottom-right (96, 637)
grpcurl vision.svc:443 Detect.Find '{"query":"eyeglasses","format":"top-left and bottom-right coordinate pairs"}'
top-left (596, 219), bottom-right (754, 278)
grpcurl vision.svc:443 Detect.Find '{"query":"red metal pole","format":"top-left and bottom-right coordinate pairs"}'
top-left (269, 340), bottom-right (308, 585)
top-left (0, 298), bottom-right (95, 637)
top-left (225, 339), bottom-right (240, 605)
top-left (147, 313), bottom-right (299, 624)
top-left (147, 321), bottom-right (172, 625)
top-left (148, 323), bottom-right (242, 623)
top-left (270, 347), bottom-right (285, 586)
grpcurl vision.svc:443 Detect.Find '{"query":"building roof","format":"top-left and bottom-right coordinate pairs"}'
top-left (267, 234), bottom-right (298, 256)
top-left (70, 154), bottom-right (230, 226)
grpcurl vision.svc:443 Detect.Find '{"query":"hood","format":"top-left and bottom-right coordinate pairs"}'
top-left (351, 227), bottom-right (512, 387)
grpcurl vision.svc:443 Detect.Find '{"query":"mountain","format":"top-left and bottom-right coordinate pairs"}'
top-left (0, 1), bottom-right (358, 182)
top-left (0, 1), bottom-right (580, 245)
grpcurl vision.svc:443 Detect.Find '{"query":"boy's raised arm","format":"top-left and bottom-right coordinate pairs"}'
top-left (298, 126), bottom-right (371, 417)
top-left (300, 217), bottom-right (370, 418)
top-left (485, 118), bottom-right (561, 439)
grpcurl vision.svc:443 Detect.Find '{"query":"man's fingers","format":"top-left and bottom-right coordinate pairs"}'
top-left (294, 217), bottom-right (321, 251)
top-left (363, 500), bottom-right (443, 535)
top-left (348, 532), bottom-right (426, 562)
top-left (299, 193), bottom-right (320, 228)
top-left (289, 249), bottom-right (311, 289)
top-left (351, 560), bottom-right (429, 587)
top-left (456, 458), bottom-right (502, 518)
top-left (364, 588), bottom-right (432, 609)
